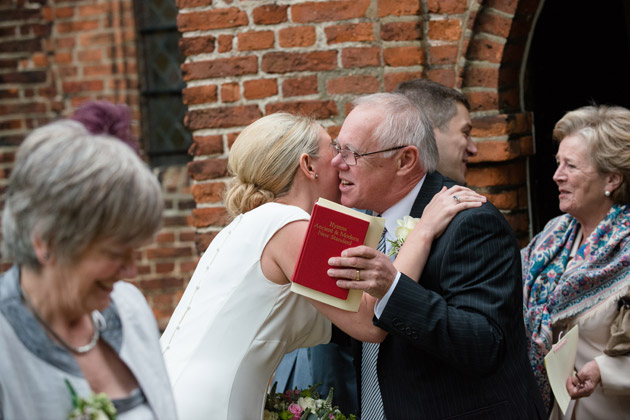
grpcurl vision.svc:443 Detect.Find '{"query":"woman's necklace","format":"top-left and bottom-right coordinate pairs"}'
top-left (20, 283), bottom-right (102, 354)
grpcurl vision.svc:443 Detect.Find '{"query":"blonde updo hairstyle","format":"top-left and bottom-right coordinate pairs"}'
top-left (553, 105), bottom-right (630, 204)
top-left (225, 113), bottom-right (321, 217)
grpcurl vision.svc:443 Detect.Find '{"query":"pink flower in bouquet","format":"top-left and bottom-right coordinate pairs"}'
top-left (288, 403), bottom-right (303, 419)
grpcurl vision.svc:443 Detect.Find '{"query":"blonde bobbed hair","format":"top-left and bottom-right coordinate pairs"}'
top-left (225, 113), bottom-right (321, 217)
top-left (553, 105), bottom-right (630, 204)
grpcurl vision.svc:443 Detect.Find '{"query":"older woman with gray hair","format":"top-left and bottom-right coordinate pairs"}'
top-left (522, 105), bottom-right (630, 418)
top-left (0, 119), bottom-right (177, 419)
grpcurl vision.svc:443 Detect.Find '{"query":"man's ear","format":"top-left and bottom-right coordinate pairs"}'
top-left (298, 153), bottom-right (318, 180)
top-left (397, 146), bottom-right (419, 174)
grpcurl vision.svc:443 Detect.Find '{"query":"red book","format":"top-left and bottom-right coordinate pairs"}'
top-left (290, 198), bottom-right (385, 312)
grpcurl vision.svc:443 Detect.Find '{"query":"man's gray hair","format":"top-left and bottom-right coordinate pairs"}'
top-left (3, 119), bottom-right (163, 269)
top-left (352, 92), bottom-right (438, 172)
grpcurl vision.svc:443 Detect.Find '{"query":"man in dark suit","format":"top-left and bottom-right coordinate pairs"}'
top-left (330, 92), bottom-right (546, 419)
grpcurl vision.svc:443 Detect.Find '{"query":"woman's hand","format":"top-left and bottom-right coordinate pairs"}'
top-left (567, 360), bottom-right (601, 399)
top-left (330, 245), bottom-right (398, 299)
top-left (413, 185), bottom-right (486, 241)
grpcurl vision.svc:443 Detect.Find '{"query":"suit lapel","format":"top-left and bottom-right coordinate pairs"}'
top-left (410, 171), bottom-right (444, 218)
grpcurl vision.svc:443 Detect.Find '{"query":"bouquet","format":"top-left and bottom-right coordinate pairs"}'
top-left (65, 379), bottom-right (117, 420)
top-left (388, 215), bottom-right (420, 257)
top-left (264, 383), bottom-right (356, 420)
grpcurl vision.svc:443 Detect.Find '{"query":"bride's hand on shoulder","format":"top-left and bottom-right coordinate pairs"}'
top-left (413, 186), bottom-right (485, 241)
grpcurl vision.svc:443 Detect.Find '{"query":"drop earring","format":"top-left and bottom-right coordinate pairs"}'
top-left (605, 190), bottom-right (611, 197)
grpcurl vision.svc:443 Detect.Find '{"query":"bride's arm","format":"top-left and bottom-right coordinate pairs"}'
top-left (261, 220), bottom-right (387, 343)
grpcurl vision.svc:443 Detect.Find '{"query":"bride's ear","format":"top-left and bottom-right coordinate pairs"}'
top-left (298, 153), bottom-right (318, 180)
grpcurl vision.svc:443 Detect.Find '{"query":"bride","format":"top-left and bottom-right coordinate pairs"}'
top-left (160, 112), bottom-right (483, 419)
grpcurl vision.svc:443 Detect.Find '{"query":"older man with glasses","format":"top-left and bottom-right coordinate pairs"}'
top-left (328, 92), bottom-right (546, 420)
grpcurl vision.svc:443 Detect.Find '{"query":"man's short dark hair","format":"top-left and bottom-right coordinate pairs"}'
top-left (394, 79), bottom-right (470, 131)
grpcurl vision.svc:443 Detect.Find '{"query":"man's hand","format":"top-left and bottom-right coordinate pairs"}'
top-left (329, 245), bottom-right (398, 299)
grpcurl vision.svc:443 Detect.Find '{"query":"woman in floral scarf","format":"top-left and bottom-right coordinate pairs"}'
top-left (522, 105), bottom-right (630, 419)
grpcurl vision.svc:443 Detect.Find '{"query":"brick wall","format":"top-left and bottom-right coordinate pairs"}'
top-left (179, 0), bottom-right (542, 248)
top-left (0, 0), bottom-right (199, 328)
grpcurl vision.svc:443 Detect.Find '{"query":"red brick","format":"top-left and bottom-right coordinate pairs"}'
top-left (189, 135), bottom-right (224, 156)
top-left (381, 21), bottom-right (421, 41)
top-left (182, 56), bottom-right (257, 81)
top-left (483, 187), bottom-right (528, 210)
top-left (427, 68), bottom-right (456, 87)
top-left (485, 0), bottom-right (518, 15)
top-left (384, 71), bottom-right (423, 91)
top-left (378, 0), bottom-right (421, 16)
top-left (62, 80), bottom-right (104, 93)
top-left (186, 105), bottom-right (262, 130)
top-left (54, 52), bottom-right (72, 64)
top-left (78, 49), bottom-right (102, 62)
top-left (0, 39), bottom-right (40, 54)
top-left (221, 82), bottom-right (240, 102)
top-left (503, 212), bottom-right (529, 235)
top-left (243, 78), bottom-right (278, 99)
top-left (325, 23), bottom-right (373, 44)
top-left (253, 4), bottom-right (288, 25)
top-left (429, 44), bottom-right (458, 65)
top-left (190, 207), bottom-right (230, 228)
top-left (470, 137), bottom-right (533, 163)
top-left (78, 4), bottom-right (107, 17)
top-left (463, 66), bottom-right (499, 88)
top-left (341, 46), bottom-right (380, 68)
top-left (238, 30), bottom-right (274, 51)
top-left (477, 11), bottom-right (512, 38)
top-left (195, 231), bottom-right (218, 254)
top-left (156, 232), bottom-right (176, 243)
top-left (56, 20), bottom-right (99, 34)
top-left (282, 76), bottom-right (318, 97)
top-left (54, 6), bottom-right (74, 18)
top-left (471, 113), bottom-right (533, 138)
top-left (265, 100), bottom-right (338, 119)
top-left (156, 263), bottom-right (175, 274)
top-left (466, 90), bottom-right (499, 112)
top-left (180, 230), bottom-right (196, 242)
top-left (383, 46), bottom-right (425, 67)
top-left (179, 35), bottom-right (215, 56)
top-left (279, 26), bottom-right (316, 48)
top-left (468, 38), bottom-right (504, 63)
top-left (427, 0), bottom-right (467, 14)
top-left (262, 51), bottom-right (337, 74)
top-left (176, 0), bottom-right (212, 8)
top-left (428, 19), bottom-right (462, 41)
top-left (218, 35), bottom-right (233, 52)
top-left (188, 158), bottom-right (229, 181)
top-left (55, 37), bottom-right (75, 49)
top-left (191, 182), bottom-right (226, 203)
top-left (182, 85), bottom-right (218, 105)
top-left (146, 247), bottom-right (193, 259)
top-left (327, 75), bottom-right (379, 95)
top-left (291, 0), bottom-right (370, 23)
top-left (177, 8), bottom-right (248, 32)
top-left (466, 160), bottom-right (526, 187)
top-left (83, 65), bottom-right (112, 77)
top-left (227, 132), bottom-right (240, 148)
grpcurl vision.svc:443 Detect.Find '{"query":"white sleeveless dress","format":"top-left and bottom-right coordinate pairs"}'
top-left (161, 203), bottom-right (331, 420)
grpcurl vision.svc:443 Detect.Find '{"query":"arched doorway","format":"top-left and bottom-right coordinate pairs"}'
top-left (524, 0), bottom-right (630, 233)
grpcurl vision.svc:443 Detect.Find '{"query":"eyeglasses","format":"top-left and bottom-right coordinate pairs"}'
top-left (330, 139), bottom-right (407, 166)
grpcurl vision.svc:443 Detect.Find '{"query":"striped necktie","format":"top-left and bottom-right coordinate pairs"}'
top-left (361, 227), bottom-right (387, 419)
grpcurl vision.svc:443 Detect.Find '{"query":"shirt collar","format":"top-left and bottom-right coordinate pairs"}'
top-left (380, 175), bottom-right (426, 242)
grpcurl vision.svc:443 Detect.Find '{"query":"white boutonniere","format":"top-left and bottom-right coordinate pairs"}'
top-left (388, 216), bottom-right (420, 257)
top-left (66, 379), bottom-right (117, 420)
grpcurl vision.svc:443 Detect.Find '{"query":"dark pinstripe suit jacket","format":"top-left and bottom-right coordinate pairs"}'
top-left (355, 171), bottom-right (546, 420)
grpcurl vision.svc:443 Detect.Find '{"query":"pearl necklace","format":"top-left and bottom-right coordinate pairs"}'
top-left (20, 283), bottom-right (103, 354)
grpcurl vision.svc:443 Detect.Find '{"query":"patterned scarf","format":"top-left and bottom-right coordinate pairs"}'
top-left (522, 204), bottom-right (630, 410)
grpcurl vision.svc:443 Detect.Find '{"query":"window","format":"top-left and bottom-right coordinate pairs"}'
top-left (134, 0), bottom-right (192, 166)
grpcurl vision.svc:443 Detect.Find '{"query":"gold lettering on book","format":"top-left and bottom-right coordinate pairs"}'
top-left (312, 222), bottom-right (358, 245)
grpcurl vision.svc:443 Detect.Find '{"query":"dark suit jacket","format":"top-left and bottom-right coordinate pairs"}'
top-left (355, 171), bottom-right (546, 420)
